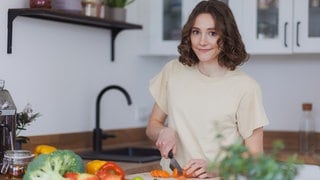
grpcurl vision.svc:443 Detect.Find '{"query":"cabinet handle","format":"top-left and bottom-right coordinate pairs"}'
top-left (284, 22), bottom-right (288, 47)
top-left (296, 21), bottom-right (301, 47)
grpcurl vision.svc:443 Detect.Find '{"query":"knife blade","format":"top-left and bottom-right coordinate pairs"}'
top-left (168, 150), bottom-right (183, 175)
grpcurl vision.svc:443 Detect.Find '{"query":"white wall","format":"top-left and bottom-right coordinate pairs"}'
top-left (242, 55), bottom-right (320, 131)
top-left (0, 1), bottom-right (320, 137)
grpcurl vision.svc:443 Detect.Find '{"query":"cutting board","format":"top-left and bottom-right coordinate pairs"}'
top-left (126, 172), bottom-right (173, 180)
top-left (126, 172), bottom-right (220, 180)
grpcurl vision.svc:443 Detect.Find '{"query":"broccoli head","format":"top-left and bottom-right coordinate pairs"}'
top-left (23, 150), bottom-right (85, 180)
top-left (49, 149), bottom-right (85, 174)
top-left (23, 154), bottom-right (66, 180)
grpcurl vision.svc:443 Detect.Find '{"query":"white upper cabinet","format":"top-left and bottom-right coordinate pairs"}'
top-left (146, 0), bottom-right (240, 56)
top-left (242, 0), bottom-right (320, 54)
top-left (294, 0), bottom-right (320, 52)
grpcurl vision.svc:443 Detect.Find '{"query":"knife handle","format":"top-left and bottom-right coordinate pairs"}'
top-left (168, 150), bottom-right (173, 158)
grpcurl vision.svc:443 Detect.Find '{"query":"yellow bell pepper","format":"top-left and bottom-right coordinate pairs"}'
top-left (34, 145), bottom-right (57, 156)
top-left (86, 160), bottom-right (107, 175)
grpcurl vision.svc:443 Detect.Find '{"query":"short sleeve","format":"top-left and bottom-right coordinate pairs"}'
top-left (236, 82), bottom-right (269, 139)
top-left (149, 61), bottom-right (173, 114)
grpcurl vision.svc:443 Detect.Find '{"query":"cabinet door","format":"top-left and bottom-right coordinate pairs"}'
top-left (242, 0), bottom-right (293, 54)
top-left (148, 0), bottom-right (200, 55)
top-left (293, 0), bottom-right (320, 53)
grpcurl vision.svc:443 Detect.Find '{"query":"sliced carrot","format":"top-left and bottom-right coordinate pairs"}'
top-left (150, 170), bottom-right (171, 178)
top-left (150, 168), bottom-right (192, 179)
top-left (172, 168), bottom-right (179, 178)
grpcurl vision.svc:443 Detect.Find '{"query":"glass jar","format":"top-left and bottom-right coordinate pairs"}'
top-left (30, 0), bottom-right (52, 8)
top-left (0, 150), bottom-right (34, 178)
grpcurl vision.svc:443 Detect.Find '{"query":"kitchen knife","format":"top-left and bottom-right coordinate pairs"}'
top-left (168, 150), bottom-right (183, 175)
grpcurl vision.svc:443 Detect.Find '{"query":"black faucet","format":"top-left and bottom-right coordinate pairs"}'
top-left (93, 85), bottom-right (132, 152)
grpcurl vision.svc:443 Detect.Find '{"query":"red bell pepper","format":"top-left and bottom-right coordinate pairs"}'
top-left (95, 162), bottom-right (125, 180)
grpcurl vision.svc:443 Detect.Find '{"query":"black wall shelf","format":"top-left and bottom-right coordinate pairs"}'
top-left (7, 8), bottom-right (143, 61)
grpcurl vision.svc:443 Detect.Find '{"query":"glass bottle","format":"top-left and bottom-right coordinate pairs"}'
top-left (299, 103), bottom-right (316, 154)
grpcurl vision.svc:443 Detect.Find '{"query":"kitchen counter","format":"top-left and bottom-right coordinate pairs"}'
top-left (20, 129), bottom-right (320, 166)
top-left (3, 129), bottom-right (319, 179)
top-left (1, 149), bottom-right (319, 179)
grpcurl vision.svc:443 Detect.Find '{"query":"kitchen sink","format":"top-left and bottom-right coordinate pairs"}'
top-left (80, 147), bottom-right (161, 163)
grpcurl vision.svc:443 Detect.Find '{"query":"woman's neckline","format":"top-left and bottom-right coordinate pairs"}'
top-left (196, 63), bottom-right (229, 78)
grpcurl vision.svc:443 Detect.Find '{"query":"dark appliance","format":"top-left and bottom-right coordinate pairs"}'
top-left (0, 80), bottom-right (16, 165)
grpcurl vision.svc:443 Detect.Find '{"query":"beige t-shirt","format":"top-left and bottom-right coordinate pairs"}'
top-left (149, 59), bottom-right (269, 171)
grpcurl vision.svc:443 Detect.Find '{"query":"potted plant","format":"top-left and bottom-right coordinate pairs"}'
top-left (15, 103), bottom-right (40, 149)
top-left (209, 139), bottom-right (301, 179)
top-left (104, 0), bottom-right (135, 22)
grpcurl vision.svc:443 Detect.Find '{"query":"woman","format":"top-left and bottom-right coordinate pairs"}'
top-left (146, 0), bottom-right (269, 178)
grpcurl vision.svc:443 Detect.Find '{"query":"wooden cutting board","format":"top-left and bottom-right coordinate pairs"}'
top-left (126, 172), bottom-right (220, 180)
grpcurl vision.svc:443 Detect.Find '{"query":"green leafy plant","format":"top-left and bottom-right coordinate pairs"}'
top-left (104, 0), bottom-right (135, 8)
top-left (16, 103), bottom-right (40, 143)
top-left (209, 139), bottom-right (301, 180)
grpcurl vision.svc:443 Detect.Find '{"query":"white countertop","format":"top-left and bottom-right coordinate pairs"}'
top-left (295, 164), bottom-right (320, 179)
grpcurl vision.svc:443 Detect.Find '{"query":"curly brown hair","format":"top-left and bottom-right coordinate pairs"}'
top-left (178, 0), bottom-right (249, 70)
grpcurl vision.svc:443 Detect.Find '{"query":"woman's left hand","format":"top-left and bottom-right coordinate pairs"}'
top-left (184, 159), bottom-right (217, 178)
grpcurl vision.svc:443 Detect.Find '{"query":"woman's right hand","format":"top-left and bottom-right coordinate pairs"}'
top-left (155, 127), bottom-right (177, 158)
top-left (146, 103), bottom-right (176, 158)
